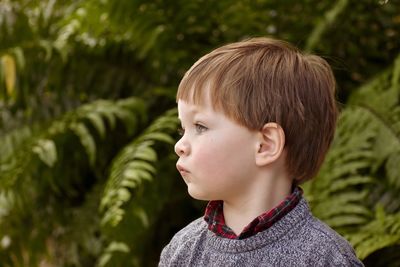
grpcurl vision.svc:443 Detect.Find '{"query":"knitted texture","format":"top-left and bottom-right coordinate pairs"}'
top-left (159, 198), bottom-right (364, 267)
top-left (204, 186), bottom-right (302, 239)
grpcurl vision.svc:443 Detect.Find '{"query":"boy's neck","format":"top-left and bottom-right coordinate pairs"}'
top-left (222, 171), bottom-right (293, 236)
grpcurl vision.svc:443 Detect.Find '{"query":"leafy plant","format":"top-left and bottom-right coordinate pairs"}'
top-left (1, 0), bottom-right (400, 266)
top-left (304, 54), bottom-right (400, 263)
top-left (98, 108), bottom-right (179, 267)
top-left (0, 97), bottom-right (146, 266)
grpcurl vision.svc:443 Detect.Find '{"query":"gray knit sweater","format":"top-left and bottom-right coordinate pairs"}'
top-left (159, 198), bottom-right (364, 266)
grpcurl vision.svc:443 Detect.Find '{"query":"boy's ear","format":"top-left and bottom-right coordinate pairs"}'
top-left (255, 122), bottom-right (285, 166)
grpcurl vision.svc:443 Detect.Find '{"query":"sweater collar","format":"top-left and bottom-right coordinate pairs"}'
top-left (203, 196), bottom-right (311, 253)
top-left (204, 186), bottom-right (303, 240)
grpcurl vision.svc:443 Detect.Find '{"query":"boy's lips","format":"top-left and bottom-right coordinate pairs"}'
top-left (176, 164), bottom-right (190, 175)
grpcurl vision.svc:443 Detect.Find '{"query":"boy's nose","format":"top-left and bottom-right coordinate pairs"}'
top-left (174, 137), bottom-right (189, 157)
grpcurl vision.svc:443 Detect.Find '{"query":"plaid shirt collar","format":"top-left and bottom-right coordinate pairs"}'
top-left (204, 186), bottom-right (303, 239)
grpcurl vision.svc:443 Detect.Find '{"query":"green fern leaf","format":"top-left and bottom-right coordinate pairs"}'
top-left (347, 212), bottom-right (400, 259)
top-left (70, 122), bottom-right (96, 166)
top-left (32, 139), bottom-right (57, 167)
top-left (100, 108), bottom-right (178, 227)
top-left (86, 112), bottom-right (106, 139)
top-left (308, 55), bottom-right (400, 261)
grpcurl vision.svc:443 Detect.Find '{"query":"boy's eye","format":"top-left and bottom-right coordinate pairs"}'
top-left (195, 123), bottom-right (207, 134)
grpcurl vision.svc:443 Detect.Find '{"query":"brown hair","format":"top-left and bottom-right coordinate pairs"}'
top-left (176, 37), bottom-right (338, 183)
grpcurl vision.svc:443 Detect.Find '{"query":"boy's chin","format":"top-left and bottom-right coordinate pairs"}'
top-left (187, 186), bottom-right (212, 201)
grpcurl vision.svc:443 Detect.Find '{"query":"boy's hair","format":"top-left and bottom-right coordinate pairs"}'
top-left (176, 37), bottom-right (338, 183)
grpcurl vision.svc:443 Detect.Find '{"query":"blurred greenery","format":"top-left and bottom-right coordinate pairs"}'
top-left (0, 0), bottom-right (400, 266)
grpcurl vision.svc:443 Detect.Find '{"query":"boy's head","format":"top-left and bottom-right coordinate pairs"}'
top-left (176, 37), bottom-right (338, 183)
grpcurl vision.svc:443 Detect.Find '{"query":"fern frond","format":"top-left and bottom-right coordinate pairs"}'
top-left (307, 106), bottom-right (376, 181)
top-left (0, 97), bottom-right (146, 190)
top-left (305, 106), bottom-right (380, 233)
top-left (32, 139), bottom-right (57, 167)
top-left (100, 108), bottom-right (178, 228)
top-left (348, 54), bottom-right (400, 194)
top-left (306, 53), bottom-right (400, 261)
top-left (346, 208), bottom-right (400, 260)
top-left (59, 97), bottom-right (146, 169)
top-left (97, 241), bottom-right (131, 267)
top-left (62, 98), bottom-right (145, 164)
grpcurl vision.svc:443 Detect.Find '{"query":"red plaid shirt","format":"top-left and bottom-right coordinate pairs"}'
top-left (204, 186), bottom-right (303, 239)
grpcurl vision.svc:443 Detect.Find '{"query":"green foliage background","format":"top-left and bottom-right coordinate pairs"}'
top-left (0, 0), bottom-right (400, 266)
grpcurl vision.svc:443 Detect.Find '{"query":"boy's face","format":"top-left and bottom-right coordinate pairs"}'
top-left (175, 96), bottom-right (259, 201)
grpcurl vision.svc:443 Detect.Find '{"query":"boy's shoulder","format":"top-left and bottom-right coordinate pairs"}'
top-left (159, 199), bottom-right (364, 266)
top-left (163, 216), bottom-right (208, 248)
top-left (297, 216), bottom-right (362, 264)
top-left (158, 217), bottom-right (208, 266)
top-left (303, 216), bottom-right (352, 248)
top-left (280, 203), bottom-right (364, 266)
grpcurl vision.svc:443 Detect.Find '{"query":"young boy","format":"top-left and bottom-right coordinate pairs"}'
top-left (159, 37), bottom-right (364, 266)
